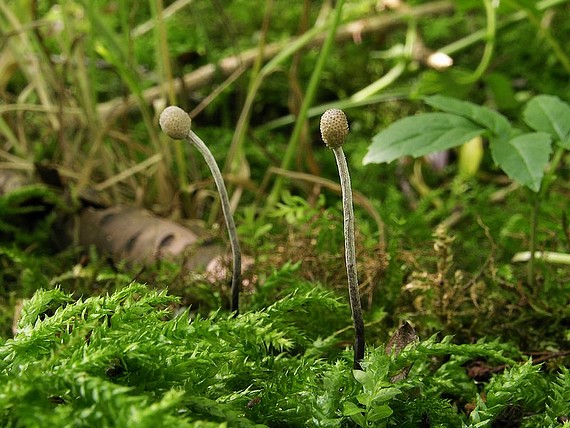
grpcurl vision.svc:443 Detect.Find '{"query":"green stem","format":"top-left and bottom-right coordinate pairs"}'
top-left (187, 130), bottom-right (242, 314)
top-left (528, 145), bottom-right (566, 291)
top-left (461, 0), bottom-right (496, 83)
top-left (505, 0), bottom-right (570, 74)
top-left (332, 146), bottom-right (365, 370)
top-left (350, 61), bottom-right (406, 102)
top-left (266, 0), bottom-right (346, 208)
top-left (225, 15), bottom-right (326, 174)
top-left (150, 0), bottom-right (189, 209)
top-left (527, 191), bottom-right (539, 290)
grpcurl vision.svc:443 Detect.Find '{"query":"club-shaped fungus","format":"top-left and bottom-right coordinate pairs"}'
top-left (159, 106), bottom-right (242, 313)
top-left (320, 108), bottom-right (365, 370)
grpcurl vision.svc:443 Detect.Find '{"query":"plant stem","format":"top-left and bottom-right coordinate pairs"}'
top-left (528, 145), bottom-right (566, 291)
top-left (187, 130), bottom-right (242, 314)
top-left (350, 61), bottom-right (406, 102)
top-left (266, 0), bottom-right (346, 209)
top-left (461, 0), bottom-right (496, 83)
top-left (505, 0), bottom-right (570, 74)
top-left (225, 13), bottom-right (325, 175)
top-left (150, 0), bottom-right (190, 214)
top-left (527, 190), bottom-right (539, 290)
top-left (332, 146), bottom-right (365, 370)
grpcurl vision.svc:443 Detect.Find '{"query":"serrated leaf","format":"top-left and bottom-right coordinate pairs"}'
top-left (523, 95), bottom-right (570, 148)
top-left (363, 113), bottom-right (484, 165)
top-left (490, 132), bottom-right (552, 192)
top-left (425, 95), bottom-right (512, 137)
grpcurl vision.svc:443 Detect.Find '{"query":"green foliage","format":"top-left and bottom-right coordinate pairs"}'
top-left (524, 367), bottom-right (570, 427)
top-left (523, 95), bottom-right (570, 149)
top-left (365, 94), bottom-right (570, 192)
top-left (1, 2), bottom-right (569, 426)
top-left (3, 279), bottom-right (564, 427)
top-left (0, 184), bottom-right (62, 247)
top-left (0, 276), bottom-right (351, 426)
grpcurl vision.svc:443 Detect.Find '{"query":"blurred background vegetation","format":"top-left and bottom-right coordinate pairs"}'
top-left (0, 0), bottom-right (569, 353)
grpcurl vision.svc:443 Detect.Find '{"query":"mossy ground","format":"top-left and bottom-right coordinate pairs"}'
top-left (1, 1), bottom-right (569, 426)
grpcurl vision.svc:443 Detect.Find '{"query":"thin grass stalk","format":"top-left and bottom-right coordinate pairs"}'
top-left (223, 15), bottom-right (329, 174)
top-left (266, 0), bottom-right (346, 208)
top-left (223, 0), bottom-right (273, 174)
top-left (207, 0), bottom-right (274, 223)
top-left (528, 145), bottom-right (566, 291)
top-left (150, 0), bottom-right (190, 212)
top-left (504, 0), bottom-right (570, 74)
top-left (81, 0), bottom-right (172, 203)
top-left (0, 2), bottom-right (59, 133)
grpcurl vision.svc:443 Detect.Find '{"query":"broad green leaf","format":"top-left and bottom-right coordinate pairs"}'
top-left (367, 405), bottom-right (393, 422)
top-left (484, 72), bottom-right (518, 111)
top-left (371, 386), bottom-right (401, 403)
top-left (356, 393), bottom-right (372, 407)
top-left (342, 401), bottom-right (364, 417)
top-left (523, 95), bottom-right (570, 148)
top-left (343, 402), bottom-right (366, 426)
top-left (363, 113), bottom-right (484, 165)
top-left (425, 95), bottom-right (512, 137)
top-left (412, 68), bottom-right (474, 99)
top-left (353, 368), bottom-right (374, 389)
top-left (490, 132), bottom-right (552, 192)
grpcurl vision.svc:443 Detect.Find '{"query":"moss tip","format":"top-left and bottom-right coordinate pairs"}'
top-left (159, 106), bottom-right (192, 140)
top-left (320, 109), bottom-right (349, 149)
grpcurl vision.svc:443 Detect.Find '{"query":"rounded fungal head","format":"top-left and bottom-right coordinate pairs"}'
top-left (320, 109), bottom-right (349, 149)
top-left (159, 106), bottom-right (192, 140)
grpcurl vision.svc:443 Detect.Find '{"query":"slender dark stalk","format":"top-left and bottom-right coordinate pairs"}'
top-left (320, 108), bottom-right (365, 370)
top-left (187, 130), bottom-right (242, 313)
top-left (159, 106), bottom-right (242, 313)
top-left (332, 146), bottom-right (365, 369)
top-left (528, 191), bottom-right (539, 290)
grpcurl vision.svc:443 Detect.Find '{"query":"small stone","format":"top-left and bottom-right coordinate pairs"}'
top-left (159, 106), bottom-right (192, 140)
top-left (320, 109), bottom-right (349, 148)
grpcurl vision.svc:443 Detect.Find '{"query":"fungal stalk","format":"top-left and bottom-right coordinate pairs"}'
top-left (320, 108), bottom-right (365, 370)
top-left (159, 106), bottom-right (242, 313)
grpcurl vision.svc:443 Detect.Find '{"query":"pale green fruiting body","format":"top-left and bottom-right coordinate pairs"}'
top-left (320, 108), bottom-right (349, 149)
top-left (320, 109), bottom-right (365, 370)
top-left (159, 106), bottom-right (192, 140)
top-left (159, 106), bottom-right (242, 313)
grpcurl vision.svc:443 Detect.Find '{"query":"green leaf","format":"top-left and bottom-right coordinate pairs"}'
top-left (412, 68), bottom-right (475, 99)
top-left (490, 133), bottom-right (552, 192)
top-left (523, 95), bottom-right (570, 148)
top-left (353, 369), bottom-right (374, 390)
top-left (367, 405), bottom-right (393, 422)
top-left (484, 72), bottom-right (519, 111)
top-left (425, 95), bottom-right (512, 137)
top-left (363, 113), bottom-right (484, 165)
top-left (343, 402), bottom-right (366, 427)
top-left (343, 401), bottom-right (364, 416)
top-left (371, 386), bottom-right (401, 403)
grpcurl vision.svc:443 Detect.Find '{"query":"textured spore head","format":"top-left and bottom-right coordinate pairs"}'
top-left (320, 109), bottom-right (349, 148)
top-left (159, 106), bottom-right (192, 140)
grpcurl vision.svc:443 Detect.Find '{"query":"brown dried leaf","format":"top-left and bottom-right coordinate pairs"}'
top-left (385, 322), bottom-right (419, 383)
top-left (78, 206), bottom-right (222, 270)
